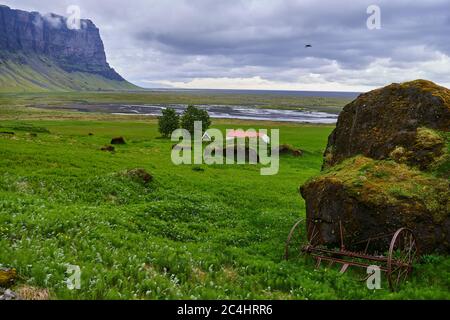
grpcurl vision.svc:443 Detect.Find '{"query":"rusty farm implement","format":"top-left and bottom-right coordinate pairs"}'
top-left (284, 218), bottom-right (420, 291)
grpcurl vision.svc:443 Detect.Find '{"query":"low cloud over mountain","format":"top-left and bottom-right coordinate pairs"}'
top-left (4, 0), bottom-right (450, 91)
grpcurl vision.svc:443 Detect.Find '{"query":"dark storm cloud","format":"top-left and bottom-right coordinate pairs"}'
top-left (2, 0), bottom-right (450, 89)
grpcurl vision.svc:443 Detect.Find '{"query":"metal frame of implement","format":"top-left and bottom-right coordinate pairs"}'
top-left (284, 218), bottom-right (419, 291)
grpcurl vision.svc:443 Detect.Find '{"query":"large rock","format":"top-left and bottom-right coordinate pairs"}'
top-left (324, 80), bottom-right (450, 170)
top-left (301, 157), bottom-right (450, 253)
top-left (301, 80), bottom-right (450, 254)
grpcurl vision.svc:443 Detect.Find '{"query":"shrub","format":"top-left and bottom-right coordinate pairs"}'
top-left (158, 108), bottom-right (179, 138)
top-left (181, 105), bottom-right (211, 135)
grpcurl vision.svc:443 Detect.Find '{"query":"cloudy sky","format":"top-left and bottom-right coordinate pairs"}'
top-left (3, 0), bottom-right (450, 91)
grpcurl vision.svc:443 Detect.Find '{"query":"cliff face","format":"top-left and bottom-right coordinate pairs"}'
top-left (0, 5), bottom-right (136, 91)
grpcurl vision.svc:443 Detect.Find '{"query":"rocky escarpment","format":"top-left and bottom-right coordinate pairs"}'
top-left (301, 80), bottom-right (450, 254)
top-left (0, 5), bottom-right (137, 91)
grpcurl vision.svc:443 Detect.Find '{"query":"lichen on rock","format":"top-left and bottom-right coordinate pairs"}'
top-left (388, 127), bottom-right (447, 170)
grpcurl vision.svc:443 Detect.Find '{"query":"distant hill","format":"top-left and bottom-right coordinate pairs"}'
top-left (0, 5), bottom-right (139, 92)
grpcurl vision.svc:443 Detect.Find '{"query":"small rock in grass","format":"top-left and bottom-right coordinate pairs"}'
top-left (111, 136), bottom-right (126, 145)
top-left (276, 144), bottom-right (303, 157)
top-left (124, 168), bottom-right (153, 185)
top-left (0, 268), bottom-right (17, 287)
top-left (292, 149), bottom-right (303, 157)
top-left (101, 145), bottom-right (115, 152)
top-left (0, 289), bottom-right (17, 301)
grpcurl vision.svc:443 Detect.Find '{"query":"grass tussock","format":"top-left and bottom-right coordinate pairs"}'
top-left (16, 285), bottom-right (50, 300)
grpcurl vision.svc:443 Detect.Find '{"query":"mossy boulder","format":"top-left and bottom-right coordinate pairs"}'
top-left (0, 268), bottom-right (16, 287)
top-left (111, 137), bottom-right (126, 145)
top-left (324, 80), bottom-right (450, 170)
top-left (388, 128), bottom-right (448, 171)
top-left (301, 157), bottom-right (450, 253)
top-left (302, 80), bottom-right (450, 254)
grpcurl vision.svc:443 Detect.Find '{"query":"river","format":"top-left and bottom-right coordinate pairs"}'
top-left (110, 104), bottom-right (339, 124)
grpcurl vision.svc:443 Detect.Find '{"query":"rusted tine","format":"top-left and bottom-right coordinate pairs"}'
top-left (308, 247), bottom-right (391, 263)
top-left (315, 257), bottom-right (322, 269)
top-left (364, 238), bottom-right (371, 254)
top-left (339, 221), bottom-right (345, 251)
top-left (311, 254), bottom-right (389, 271)
top-left (360, 271), bottom-right (374, 282)
top-left (351, 232), bottom-right (396, 245)
top-left (339, 264), bottom-right (350, 274)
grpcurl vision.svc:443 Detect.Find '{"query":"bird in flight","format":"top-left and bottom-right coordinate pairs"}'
top-left (305, 44), bottom-right (312, 48)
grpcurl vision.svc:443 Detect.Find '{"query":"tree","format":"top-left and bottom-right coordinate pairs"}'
top-left (181, 105), bottom-right (211, 135)
top-left (158, 107), bottom-right (179, 138)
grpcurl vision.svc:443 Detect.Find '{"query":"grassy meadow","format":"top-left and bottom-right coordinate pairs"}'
top-left (0, 105), bottom-right (449, 300)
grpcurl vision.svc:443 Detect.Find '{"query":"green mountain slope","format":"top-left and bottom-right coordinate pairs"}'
top-left (0, 54), bottom-right (139, 93)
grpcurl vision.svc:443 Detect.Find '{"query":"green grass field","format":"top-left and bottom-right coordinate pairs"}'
top-left (0, 106), bottom-right (449, 300)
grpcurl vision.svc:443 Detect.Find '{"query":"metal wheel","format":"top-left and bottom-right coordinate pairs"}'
top-left (285, 218), bottom-right (321, 260)
top-left (284, 219), bottom-right (305, 260)
top-left (387, 228), bottom-right (418, 291)
top-left (306, 219), bottom-right (321, 248)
